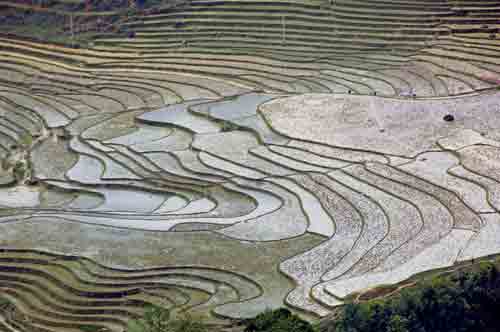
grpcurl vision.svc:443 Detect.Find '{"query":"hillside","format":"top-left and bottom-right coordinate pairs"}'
top-left (0, 0), bottom-right (173, 44)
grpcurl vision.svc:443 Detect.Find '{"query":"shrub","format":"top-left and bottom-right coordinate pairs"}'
top-left (243, 308), bottom-right (315, 332)
top-left (13, 161), bottom-right (27, 181)
top-left (0, 296), bottom-right (11, 308)
top-left (19, 133), bottom-right (33, 148)
top-left (79, 325), bottom-right (105, 332)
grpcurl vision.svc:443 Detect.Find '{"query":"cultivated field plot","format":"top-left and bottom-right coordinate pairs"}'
top-left (0, 0), bottom-right (500, 330)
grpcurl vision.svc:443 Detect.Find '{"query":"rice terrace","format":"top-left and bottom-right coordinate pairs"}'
top-left (0, 0), bottom-right (500, 331)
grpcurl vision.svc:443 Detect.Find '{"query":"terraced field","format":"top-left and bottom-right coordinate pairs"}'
top-left (1, 0), bottom-right (500, 330)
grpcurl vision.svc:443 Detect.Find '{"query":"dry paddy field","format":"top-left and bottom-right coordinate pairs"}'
top-left (0, 0), bottom-right (500, 330)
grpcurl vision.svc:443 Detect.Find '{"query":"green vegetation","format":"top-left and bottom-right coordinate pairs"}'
top-left (127, 306), bottom-right (208, 332)
top-left (327, 262), bottom-right (500, 332)
top-left (126, 307), bottom-right (317, 332)
top-left (12, 161), bottom-right (27, 182)
top-left (0, 296), bottom-right (11, 308)
top-left (243, 308), bottom-right (315, 332)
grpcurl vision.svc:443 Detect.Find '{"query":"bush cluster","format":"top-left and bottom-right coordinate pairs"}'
top-left (127, 306), bottom-right (207, 332)
top-left (328, 262), bottom-right (500, 332)
top-left (243, 308), bottom-right (315, 332)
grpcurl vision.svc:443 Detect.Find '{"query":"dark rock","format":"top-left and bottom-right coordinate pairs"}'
top-left (443, 114), bottom-right (455, 122)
